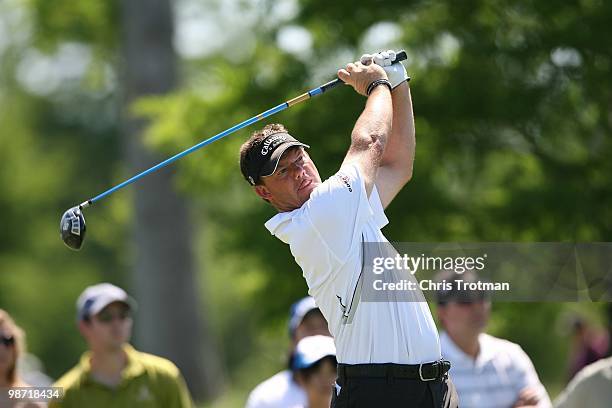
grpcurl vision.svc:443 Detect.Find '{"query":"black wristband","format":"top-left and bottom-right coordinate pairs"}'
top-left (366, 79), bottom-right (392, 96)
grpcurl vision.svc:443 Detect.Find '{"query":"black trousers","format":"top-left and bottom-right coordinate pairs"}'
top-left (331, 366), bottom-right (459, 408)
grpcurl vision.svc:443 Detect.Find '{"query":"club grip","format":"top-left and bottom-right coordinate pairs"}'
top-left (394, 50), bottom-right (408, 62)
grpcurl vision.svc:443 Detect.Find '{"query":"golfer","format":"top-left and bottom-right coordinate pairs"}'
top-left (239, 51), bottom-right (457, 407)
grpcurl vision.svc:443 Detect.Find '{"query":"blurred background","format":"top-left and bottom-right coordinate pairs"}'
top-left (0, 0), bottom-right (611, 406)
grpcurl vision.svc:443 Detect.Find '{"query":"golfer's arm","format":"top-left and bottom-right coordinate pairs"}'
top-left (343, 86), bottom-right (393, 197)
top-left (375, 81), bottom-right (415, 208)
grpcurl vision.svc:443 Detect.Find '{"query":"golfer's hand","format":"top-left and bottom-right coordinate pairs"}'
top-left (361, 50), bottom-right (409, 89)
top-left (338, 61), bottom-right (388, 96)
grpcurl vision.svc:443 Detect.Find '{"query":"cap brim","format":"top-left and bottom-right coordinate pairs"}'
top-left (289, 303), bottom-right (318, 338)
top-left (260, 141), bottom-right (310, 178)
top-left (293, 353), bottom-right (336, 370)
top-left (89, 295), bottom-right (137, 317)
top-left (292, 335), bottom-right (337, 370)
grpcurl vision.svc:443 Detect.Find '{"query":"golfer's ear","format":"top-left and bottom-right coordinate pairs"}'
top-left (254, 185), bottom-right (272, 201)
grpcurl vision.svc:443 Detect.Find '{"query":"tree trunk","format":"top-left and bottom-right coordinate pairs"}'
top-left (118, 0), bottom-right (223, 401)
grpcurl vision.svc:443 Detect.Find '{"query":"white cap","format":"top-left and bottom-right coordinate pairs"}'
top-left (288, 296), bottom-right (318, 338)
top-left (76, 283), bottom-right (137, 320)
top-left (292, 335), bottom-right (336, 370)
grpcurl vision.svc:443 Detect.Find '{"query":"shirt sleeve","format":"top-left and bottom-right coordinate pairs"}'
top-left (512, 345), bottom-right (552, 408)
top-left (244, 391), bottom-right (261, 408)
top-left (304, 163), bottom-right (374, 263)
top-left (553, 365), bottom-right (601, 408)
top-left (245, 389), bottom-right (271, 408)
top-left (554, 382), bottom-right (585, 408)
top-left (164, 369), bottom-right (194, 408)
top-left (368, 184), bottom-right (389, 230)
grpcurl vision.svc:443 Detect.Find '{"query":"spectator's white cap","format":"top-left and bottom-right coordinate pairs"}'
top-left (288, 296), bottom-right (318, 338)
top-left (76, 283), bottom-right (137, 321)
top-left (292, 335), bottom-right (336, 370)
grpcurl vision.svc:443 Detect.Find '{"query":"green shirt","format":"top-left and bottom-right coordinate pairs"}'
top-left (49, 344), bottom-right (193, 408)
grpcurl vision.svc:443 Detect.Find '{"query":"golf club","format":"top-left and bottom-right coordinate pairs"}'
top-left (60, 51), bottom-right (408, 250)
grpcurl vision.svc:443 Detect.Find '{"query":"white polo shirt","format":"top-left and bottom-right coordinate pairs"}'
top-left (265, 163), bottom-right (441, 364)
top-left (245, 370), bottom-right (306, 408)
top-left (440, 331), bottom-right (552, 408)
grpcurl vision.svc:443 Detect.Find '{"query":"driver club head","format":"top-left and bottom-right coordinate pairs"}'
top-left (60, 206), bottom-right (86, 250)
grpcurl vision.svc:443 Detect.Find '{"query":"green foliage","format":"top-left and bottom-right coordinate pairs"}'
top-left (28, 0), bottom-right (117, 52)
top-left (0, 2), bottom-right (128, 378)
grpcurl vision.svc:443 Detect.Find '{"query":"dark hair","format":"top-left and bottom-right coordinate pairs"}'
top-left (239, 123), bottom-right (289, 185)
top-left (296, 356), bottom-right (337, 381)
top-left (301, 308), bottom-right (325, 324)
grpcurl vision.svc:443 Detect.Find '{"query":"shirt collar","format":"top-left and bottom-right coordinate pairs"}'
top-left (264, 179), bottom-right (327, 237)
top-left (78, 343), bottom-right (145, 386)
top-left (440, 331), bottom-right (470, 364)
top-left (475, 333), bottom-right (496, 364)
top-left (440, 331), bottom-right (496, 366)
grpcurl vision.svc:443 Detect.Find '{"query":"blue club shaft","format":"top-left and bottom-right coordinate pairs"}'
top-left (80, 49), bottom-right (407, 209)
top-left (82, 79), bottom-right (341, 208)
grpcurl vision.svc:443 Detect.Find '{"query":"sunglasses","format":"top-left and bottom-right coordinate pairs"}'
top-left (95, 308), bottom-right (131, 323)
top-left (1, 335), bottom-right (15, 346)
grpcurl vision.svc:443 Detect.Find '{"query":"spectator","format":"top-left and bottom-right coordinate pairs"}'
top-left (566, 315), bottom-right (608, 382)
top-left (0, 309), bottom-right (45, 407)
top-left (435, 270), bottom-right (551, 408)
top-left (49, 283), bottom-right (192, 408)
top-left (246, 296), bottom-right (331, 408)
top-left (292, 336), bottom-right (337, 408)
top-left (17, 354), bottom-right (53, 388)
top-left (554, 355), bottom-right (612, 408)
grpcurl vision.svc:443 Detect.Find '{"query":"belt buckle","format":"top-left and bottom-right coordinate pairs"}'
top-left (419, 363), bottom-right (437, 382)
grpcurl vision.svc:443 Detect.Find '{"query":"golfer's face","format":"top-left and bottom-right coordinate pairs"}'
top-left (262, 147), bottom-right (321, 210)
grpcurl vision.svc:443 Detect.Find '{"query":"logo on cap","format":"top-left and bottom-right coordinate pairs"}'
top-left (261, 134), bottom-right (288, 155)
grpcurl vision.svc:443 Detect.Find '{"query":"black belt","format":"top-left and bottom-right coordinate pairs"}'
top-left (337, 360), bottom-right (451, 382)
